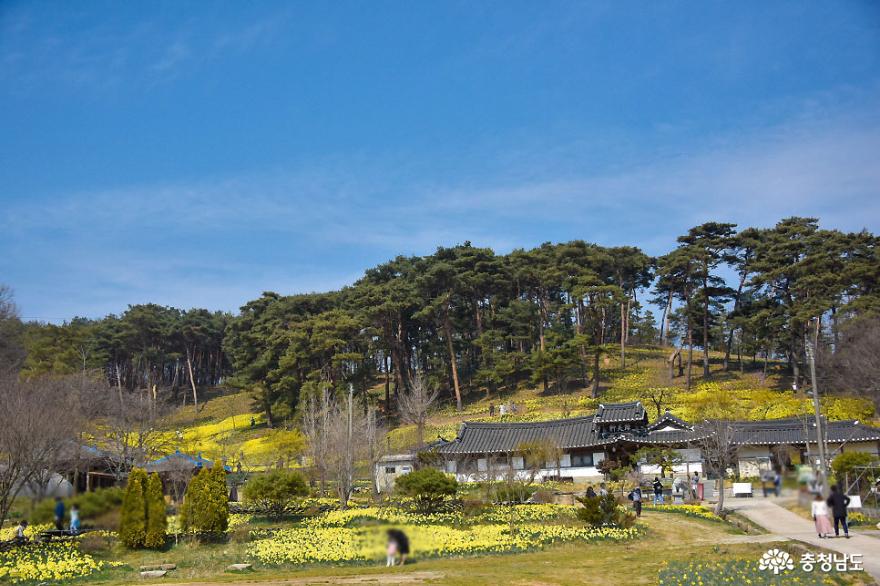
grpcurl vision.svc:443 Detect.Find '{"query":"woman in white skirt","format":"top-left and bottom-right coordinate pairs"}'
top-left (812, 493), bottom-right (834, 538)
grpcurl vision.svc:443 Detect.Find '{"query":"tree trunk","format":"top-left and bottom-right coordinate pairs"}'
top-left (115, 362), bottom-right (124, 408)
top-left (384, 354), bottom-right (391, 412)
top-left (186, 347), bottom-right (199, 411)
top-left (714, 477), bottom-right (725, 516)
top-left (444, 313), bottom-right (463, 411)
top-left (686, 317), bottom-right (694, 391)
top-left (592, 347), bottom-right (600, 398)
top-left (661, 290), bottom-right (672, 346)
top-left (702, 276), bottom-right (710, 379)
top-left (724, 272), bottom-right (747, 371)
top-left (620, 301), bottom-right (626, 369)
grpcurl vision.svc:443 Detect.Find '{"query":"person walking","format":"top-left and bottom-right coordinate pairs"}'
top-left (69, 505), bottom-right (81, 534)
top-left (489, 403), bottom-right (495, 417)
top-left (773, 470), bottom-right (782, 497)
top-left (629, 486), bottom-right (643, 517)
top-left (690, 471), bottom-right (700, 500)
top-left (827, 485), bottom-right (851, 538)
top-left (53, 497), bottom-right (65, 531)
top-left (395, 529), bottom-right (410, 565)
top-left (14, 520), bottom-right (28, 542)
top-left (385, 530), bottom-right (398, 567)
top-left (811, 493), bottom-right (833, 538)
top-left (652, 477), bottom-right (664, 505)
top-left (599, 483), bottom-right (608, 497)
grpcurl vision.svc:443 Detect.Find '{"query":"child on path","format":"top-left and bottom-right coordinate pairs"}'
top-left (69, 505), bottom-right (81, 534)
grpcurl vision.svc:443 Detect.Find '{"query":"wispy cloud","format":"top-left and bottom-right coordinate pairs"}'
top-left (3, 90), bottom-right (878, 319)
top-left (0, 7), bottom-right (289, 94)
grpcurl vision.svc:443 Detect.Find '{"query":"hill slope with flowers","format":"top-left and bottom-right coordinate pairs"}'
top-left (160, 346), bottom-right (874, 467)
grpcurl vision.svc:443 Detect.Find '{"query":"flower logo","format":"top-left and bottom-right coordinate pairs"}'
top-left (758, 548), bottom-right (794, 574)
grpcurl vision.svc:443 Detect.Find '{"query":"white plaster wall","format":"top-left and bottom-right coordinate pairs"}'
top-left (737, 446), bottom-right (771, 458)
top-left (837, 441), bottom-right (880, 455)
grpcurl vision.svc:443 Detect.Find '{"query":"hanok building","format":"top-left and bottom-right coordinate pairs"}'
top-left (144, 450), bottom-right (229, 501)
top-left (436, 401), bottom-right (880, 482)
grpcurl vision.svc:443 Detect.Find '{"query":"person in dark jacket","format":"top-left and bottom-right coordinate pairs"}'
top-left (387, 529), bottom-right (410, 565)
top-left (629, 486), bottom-right (643, 517)
top-left (652, 477), bottom-right (664, 504)
top-left (53, 497), bottom-right (65, 531)
top-left (585, 485), bottom-right (597, 499)
top-left (827, 485), bottom-right (851, 538)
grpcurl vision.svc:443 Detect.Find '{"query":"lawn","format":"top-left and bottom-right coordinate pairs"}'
top-left (45, 508), bottom-right (866, 586)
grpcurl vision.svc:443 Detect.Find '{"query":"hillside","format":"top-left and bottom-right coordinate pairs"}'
top-left (159, 346), bottom-right (875, 470)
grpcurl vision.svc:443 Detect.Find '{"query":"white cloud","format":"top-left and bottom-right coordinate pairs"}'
top-left (3, 92), bottom-right (879, 319)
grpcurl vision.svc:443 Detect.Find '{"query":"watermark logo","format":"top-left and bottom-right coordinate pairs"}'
top-left (757, 549), bottom-right (864, 574)
top-left (759, 549), bottom-right (794, 575)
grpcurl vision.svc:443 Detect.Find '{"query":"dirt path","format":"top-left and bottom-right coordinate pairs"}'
top-left (161, 570), bottom-right (445, 586)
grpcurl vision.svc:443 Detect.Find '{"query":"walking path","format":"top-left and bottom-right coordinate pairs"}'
top-left (162, 571), bottom-right (445, 586)
top-left (725, 497), bottom-right (880, 580)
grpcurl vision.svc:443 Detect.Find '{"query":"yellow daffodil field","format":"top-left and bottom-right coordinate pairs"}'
top-left (0, 542), bottom-right (123, 584)
top-left (658, 559), bottom-right (849, 586)
top-left (248, 504), bottom-right (639, 566)
top-left (643, 504), bottom-right (722, 522)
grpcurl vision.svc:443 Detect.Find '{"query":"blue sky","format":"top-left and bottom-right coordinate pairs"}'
top-left (2, 1), bottom-right (879, 321)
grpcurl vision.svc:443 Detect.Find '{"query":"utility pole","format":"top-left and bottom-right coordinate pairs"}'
top-left (805, 318), bottom-right (829, 497)
top-left (347, 383), bottom-right (354, 504)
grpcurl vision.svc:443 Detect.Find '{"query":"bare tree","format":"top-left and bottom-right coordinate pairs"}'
top-left (302, 387), bottom-right (332, 494)
top-left (0, 375), bottom-right (83, 528)
top-left (517, 439), bottom-right (562, 486)
top-left (696, 420), bottom-right (739, 515)
top-left (398, 371), bottom-right (439, 448)
top-left (324, 388), bottom-right (364, 508)
top-left (102, 389), bottom-right (173, 481)
top-left (364, 405), bottom-right (386, 498)
top-left (647, 387), bottom-right (675, 420)
top-left (0, 285), bottom-right (25, 373)
top-left (822, 317), bottom-right (880, 408)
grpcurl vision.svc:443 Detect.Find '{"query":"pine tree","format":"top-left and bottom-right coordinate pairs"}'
top-left (205, 464), bottom-right (229, 533)
top-left (119, 468), bottom-right (147, 548)
top-left (179, 468), bottom-right (201, 533)
top-left (180, 465), bottom-right (228, 535)
top-left (144, 473), bottom-right (167, 549)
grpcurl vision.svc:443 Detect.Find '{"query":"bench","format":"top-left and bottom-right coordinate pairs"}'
top-left (543, 475), bottom-right (574, 483)
top-left (732, 482), bottom-right (753, 497)
top-left (37, 529), bottom-right (89, 543)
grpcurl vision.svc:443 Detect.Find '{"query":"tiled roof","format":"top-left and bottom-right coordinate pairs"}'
top-left (437, 409), bottom-right (880, 456)
top-left (144, 450), bottom-right (220, 473)
top-left (732, 418), bottom-right (880, 446)
top-left (646, 411), bottom-right (694, 432)
top-left (438, 416), bottom-right (608, 455)
top-left (595, 401), bottom-right (647, 424)
top-left (634, 429), bottom-right (709, 444)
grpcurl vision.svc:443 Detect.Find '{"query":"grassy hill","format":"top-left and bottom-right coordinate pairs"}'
top-left (158, 346), bottom-right (875, 469)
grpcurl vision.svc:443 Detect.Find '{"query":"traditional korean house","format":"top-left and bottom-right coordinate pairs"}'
top-left (436, 402), bottom-right (880, 482)
top-left (144, 451), bottom-right (229, 501)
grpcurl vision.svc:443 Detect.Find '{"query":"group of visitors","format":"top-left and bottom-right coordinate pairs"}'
top-left (488, 402), bottom-right (519, 417)
top-left (812, 485), bottom-right (852, 539)
top-left (584, 483), bottom-right (608, 499)
top-left (54, 497), bottom-right (81, 533)
top-left (12, 499), bottom-right (81, 544)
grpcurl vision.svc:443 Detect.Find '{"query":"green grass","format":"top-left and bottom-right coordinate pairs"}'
top-left (80, 510), bottom-right (871, 586)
